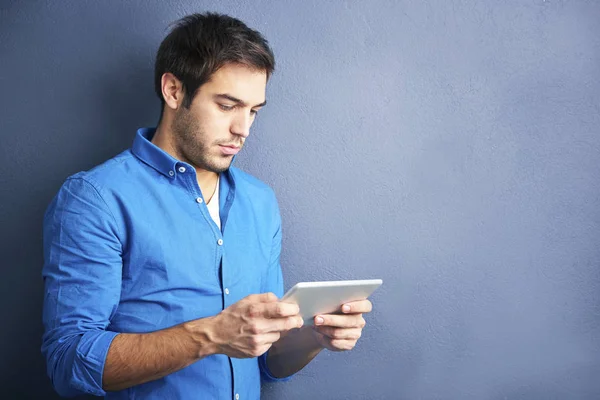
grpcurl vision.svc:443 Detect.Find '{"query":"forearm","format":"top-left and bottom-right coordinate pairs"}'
top-left (266, 326), bottom-right (324, 378)
top-left (103, 317), bottom-right (218, 392)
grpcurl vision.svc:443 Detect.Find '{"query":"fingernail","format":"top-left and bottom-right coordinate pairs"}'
top-left (343, 305), bottom-right (351, 313)
top-left (315, 316), bottom-right (324, 325)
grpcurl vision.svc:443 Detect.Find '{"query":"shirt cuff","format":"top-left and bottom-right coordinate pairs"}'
top-left (258, 351), bottom-right (294, 383)
top-left (71, 330), bottom-right (120, 396)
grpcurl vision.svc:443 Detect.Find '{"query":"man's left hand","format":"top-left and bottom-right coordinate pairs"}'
top-left (310, 299), bottom-right (373, 351)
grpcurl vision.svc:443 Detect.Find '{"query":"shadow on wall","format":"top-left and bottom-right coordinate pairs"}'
top-left (1, 53), bottom-right (157, 399)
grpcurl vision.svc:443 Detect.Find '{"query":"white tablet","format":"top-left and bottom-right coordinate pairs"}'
top-left (280, 279), bottom-right (383, 326)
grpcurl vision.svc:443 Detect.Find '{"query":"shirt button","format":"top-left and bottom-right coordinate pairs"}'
top-left (217, 239), bottom-right (223, 246)
top-left (178, 166), bottom-right (186, 173)
top-left (225, 288), bottom-right (230, 295)
top-left (235, 394), bottom-right (239, 400)
top-left (196, 197), bottom-right (203, 204)
top-left (168, 170), bottom-right (174, 177)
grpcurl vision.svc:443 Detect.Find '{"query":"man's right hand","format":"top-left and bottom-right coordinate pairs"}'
top-left (207, 292), bottom-right (303, 358)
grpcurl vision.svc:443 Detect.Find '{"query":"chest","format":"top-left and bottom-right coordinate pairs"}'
top-left (111, 185), bottom-right (273, 328)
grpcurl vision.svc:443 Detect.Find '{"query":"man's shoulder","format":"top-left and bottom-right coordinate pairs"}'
top-left (65, 149), bottom-right (138, 192)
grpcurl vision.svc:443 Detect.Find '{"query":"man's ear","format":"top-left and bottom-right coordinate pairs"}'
top-left (161, 72), bottom-right (184, 111)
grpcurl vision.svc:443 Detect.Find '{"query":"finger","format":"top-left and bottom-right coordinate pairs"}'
top-left (246, 313), bottom-right (302, 334)
top-left (264, 315), bottom-right (303, 333)
top-left (328, 339), bottom-right (358, 351)
top-left (255, 332), bottom-right (281, 346)
top-left (248, 292), bottom-right (278, 303)
top-left (244, 324), bottom-right (282, 342)
top-left (262, 301), bottom-right (300, 318)
top-left (313, 326), bottom-right (362, 341)
top-left (341, 299), bottom-right (372, 314)
top-left (314, 313), bottom-right (365, 328)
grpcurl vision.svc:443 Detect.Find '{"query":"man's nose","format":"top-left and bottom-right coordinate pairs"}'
top-left (231, 111), bottom-right (252, 138)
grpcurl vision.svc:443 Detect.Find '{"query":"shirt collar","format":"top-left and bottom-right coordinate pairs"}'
top-left (132, 127), bottom-right (237, 229)
top-left (131, 127), bottom-right (182, 179)
top-left (131, 127), bottom-right (238, 183)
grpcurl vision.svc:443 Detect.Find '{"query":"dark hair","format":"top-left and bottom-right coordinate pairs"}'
top-left (154, 12), bottom-right (275, 112)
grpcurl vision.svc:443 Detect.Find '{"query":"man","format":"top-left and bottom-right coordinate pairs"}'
top-left (42, 12), bottom-right (372, 399)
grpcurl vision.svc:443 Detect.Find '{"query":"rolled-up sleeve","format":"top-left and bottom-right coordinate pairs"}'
top-left (41, 177), bottom-right (122, 397)
top-left (258, 197), bottom-right (294, 383)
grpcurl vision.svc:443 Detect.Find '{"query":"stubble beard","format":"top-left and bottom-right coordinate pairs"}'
top-left (172, 107), bottom-right (233, 173)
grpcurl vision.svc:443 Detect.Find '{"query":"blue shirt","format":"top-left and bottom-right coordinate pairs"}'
top-left (42, 128), bottom-right (290, 399)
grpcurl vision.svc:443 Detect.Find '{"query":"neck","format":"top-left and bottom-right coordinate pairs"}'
top-left (197, 171), bottom-right (219, 204)
top-left (152, 121), bottom-right (219, 202)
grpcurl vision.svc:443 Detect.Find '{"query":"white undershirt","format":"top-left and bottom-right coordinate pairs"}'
top-left (206, 175), bottom-right (221, 230)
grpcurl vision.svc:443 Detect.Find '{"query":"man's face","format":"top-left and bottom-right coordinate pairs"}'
top-left (172, 63), bottom-right (267, 173)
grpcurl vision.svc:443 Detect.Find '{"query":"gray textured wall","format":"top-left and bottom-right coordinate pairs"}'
top-left (1, 1), bottom-right (599, 399)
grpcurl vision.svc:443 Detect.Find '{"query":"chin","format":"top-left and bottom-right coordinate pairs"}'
top-left (209, 159), bottom-right (234, 173)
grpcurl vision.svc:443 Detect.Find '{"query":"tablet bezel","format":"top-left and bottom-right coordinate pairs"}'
top-left (280, 279), bottom-right (382, 326)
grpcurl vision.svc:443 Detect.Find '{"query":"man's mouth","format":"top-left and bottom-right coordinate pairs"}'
top-left (218, 144), bottom-right (241, 156)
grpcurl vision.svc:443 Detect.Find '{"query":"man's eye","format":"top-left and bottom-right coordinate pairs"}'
top-left (219, 104), bottom-right (235, 111)
top-left (250, 109), bottom-right (259, 116)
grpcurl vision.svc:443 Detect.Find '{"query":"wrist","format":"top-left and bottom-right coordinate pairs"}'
top-left (182, 316), bottom-right (221, 359)
top-left (266, 326), bottom-right (325, 379)
top-left (306, 326), bottom-right (327, 351)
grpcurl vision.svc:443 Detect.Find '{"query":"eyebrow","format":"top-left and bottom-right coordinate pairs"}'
top-left (214, 93), bottom-right (267, 108)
